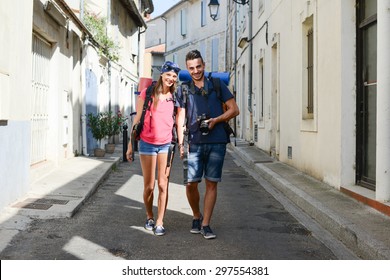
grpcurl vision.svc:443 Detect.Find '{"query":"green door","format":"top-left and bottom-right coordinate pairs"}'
top-left (356, 0), bottom-right (377, 190)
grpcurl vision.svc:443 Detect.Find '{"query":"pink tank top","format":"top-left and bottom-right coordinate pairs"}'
top-left (139, 88), bottom-right (174, 145)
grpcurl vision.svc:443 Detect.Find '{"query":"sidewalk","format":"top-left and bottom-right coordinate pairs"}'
top-left (1, 141), bottom-right (390, 259)
top-left (229, 139), bottom-right (390, 260)
top-left (0, 146), bottom-right (121, 252)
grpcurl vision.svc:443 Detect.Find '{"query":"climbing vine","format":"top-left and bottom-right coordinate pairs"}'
top-left (83, 12), bottom-right (120, 62)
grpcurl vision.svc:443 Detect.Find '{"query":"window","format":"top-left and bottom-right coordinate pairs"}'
top-left (201, 0), bottom-right (207, 27)
top-left (181, 9), bottom-right (187, 36)
top-left (302, 16), bottom-right (314, 120)
top-left (259, 57), bottom-right (264, 122)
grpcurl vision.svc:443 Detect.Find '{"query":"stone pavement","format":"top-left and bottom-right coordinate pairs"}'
top-left (1, 140), bottom-right (390, 259)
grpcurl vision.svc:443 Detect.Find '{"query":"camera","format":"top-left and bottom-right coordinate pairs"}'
top-left (197, 113), bottom-right (210, 135)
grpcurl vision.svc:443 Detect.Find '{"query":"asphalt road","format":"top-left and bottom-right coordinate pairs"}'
top-left (0, 150), bottom-right (339, 260)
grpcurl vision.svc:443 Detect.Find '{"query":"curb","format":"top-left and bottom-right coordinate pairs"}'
top-left (230, 144), bottom-right (390, 260)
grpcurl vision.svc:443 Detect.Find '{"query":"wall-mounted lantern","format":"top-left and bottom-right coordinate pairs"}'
top-left (208, 0), bottom-right (220, 21)
top-left (233, 0), bottom-right (249, 5)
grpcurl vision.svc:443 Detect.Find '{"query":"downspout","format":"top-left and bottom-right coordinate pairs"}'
top-left (107, 0), bottom-right (112, 111)
top-left (234, 1), bottom-right (238, 145)
top-left (161, 16), bottom-right (167, 53)
top-left (80, 0), bottom-right (84, 20)
top-left (248, 0), bottom-right (253, 143)
top-left (224, 1), bottom-right (228, 70)
top-left (138, 27), bottom-right (147, 77)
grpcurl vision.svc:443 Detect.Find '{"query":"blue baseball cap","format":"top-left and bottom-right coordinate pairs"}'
top-left (161, 61), bottom-right (181, 74)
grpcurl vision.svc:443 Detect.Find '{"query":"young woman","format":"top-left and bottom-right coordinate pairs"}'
top-left (126, 61), bottom-right (180, 236)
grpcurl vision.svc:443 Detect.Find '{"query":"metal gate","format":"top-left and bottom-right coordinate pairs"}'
top-left (31, 34), bottom-right (51, 165)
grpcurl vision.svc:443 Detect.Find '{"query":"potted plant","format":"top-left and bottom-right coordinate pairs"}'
top-left (86, 112), bottom-right (107, 157)
top-left (102, 111), bottom-right (126, 153)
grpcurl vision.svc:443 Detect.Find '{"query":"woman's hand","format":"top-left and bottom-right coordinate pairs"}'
top-left (126, 145), bottom-right (134, 162)
top-left (178, 144), bottom-right (185, 159)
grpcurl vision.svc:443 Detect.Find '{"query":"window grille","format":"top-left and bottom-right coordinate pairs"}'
top-left (31, 34), bottom-right (51, 165)
top-left (307, 27), bottom-right (314, 115)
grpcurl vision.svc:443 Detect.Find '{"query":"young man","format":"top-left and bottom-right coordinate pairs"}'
top-left (176, 50), bottom-right (239, 239)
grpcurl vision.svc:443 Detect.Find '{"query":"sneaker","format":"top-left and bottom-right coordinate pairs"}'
top-left (154, 225), bottom-right (166, 236)
top-left (190, 215), bottom-right (203, 234)
top-left (144, 218), bottom-right (155, 231)
top-left (200, 225), bottom-right (216, 239)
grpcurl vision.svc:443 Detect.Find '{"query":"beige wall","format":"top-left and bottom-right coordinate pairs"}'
top-left (235, 0), bottom-right (356, 188)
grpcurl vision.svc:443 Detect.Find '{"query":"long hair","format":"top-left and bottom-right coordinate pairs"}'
top-left (151, 74), bottom-right (177, 108)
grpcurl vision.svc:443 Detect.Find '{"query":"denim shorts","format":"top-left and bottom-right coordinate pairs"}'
top-left (187, 143), bottom-right (227, 183)
top-left (139, 139), bottom-right (170, 155)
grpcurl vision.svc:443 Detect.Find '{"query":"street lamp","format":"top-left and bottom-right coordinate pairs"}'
top-left (208, 0), bottom-right (219, 21)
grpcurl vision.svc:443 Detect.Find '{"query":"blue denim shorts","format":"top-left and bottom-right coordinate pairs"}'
top-left (187, 143), bottom-right (227, 183)
top-left (139, 139), bottom-right (170, 155)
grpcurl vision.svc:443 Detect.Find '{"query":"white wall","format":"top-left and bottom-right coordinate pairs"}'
top-left (0, 0), bottom-right (34, 210)
top-left (237, 0), bottom-right (356, 187)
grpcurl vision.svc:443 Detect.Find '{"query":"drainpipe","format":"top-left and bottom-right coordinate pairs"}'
top-left (248, 0), bottom-right (253, 144)
top-left (376, 0), bottom-right (390, 202)
top-left (107, 0), bottom-right (112, 111)
top-left (80, 0), bottom-right (84, 20)
top-left (234, 1), bottom-right (238, 145)
top-left (138, 26), bottom-right (147, 77)
top-left (224, 2), bottom-right (228, 70)
top-left (161, 16), bottom-right (167, 52)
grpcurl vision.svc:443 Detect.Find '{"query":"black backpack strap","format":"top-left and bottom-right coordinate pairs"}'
top-left (138, 85), bottom-right (154, 129)
top-left (145, 84), bottom-right (154, 108)
top-left (211, 77), bottom-right (221, 101)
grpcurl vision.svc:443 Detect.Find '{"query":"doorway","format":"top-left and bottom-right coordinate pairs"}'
top-left (356, 0), bottom-right (377, 190)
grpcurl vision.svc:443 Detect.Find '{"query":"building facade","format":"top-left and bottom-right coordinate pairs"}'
top-left (0, 0), bottom-right (151, 212)
top-left (229, 0), bottom-right (390, 209)
top-left (144, 15), bottom-right (166, 81)
top-left (153, 0), bottom-right (229, 75)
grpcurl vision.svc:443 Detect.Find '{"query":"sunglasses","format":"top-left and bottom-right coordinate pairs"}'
top-left (162, 64), bottom-right (181, 74)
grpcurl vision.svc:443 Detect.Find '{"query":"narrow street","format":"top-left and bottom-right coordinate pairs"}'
top-left (0, 148), bottom-right (348, 260)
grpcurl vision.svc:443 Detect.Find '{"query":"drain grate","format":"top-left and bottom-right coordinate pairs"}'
top-left (33, 198), bottom-right (69, 205)
top-left (12, 198), bottom-right (69, 210)
top-left (253, 159), bottom-right (273, 163)
top-left (13, 202), bottom-right (53, 210)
